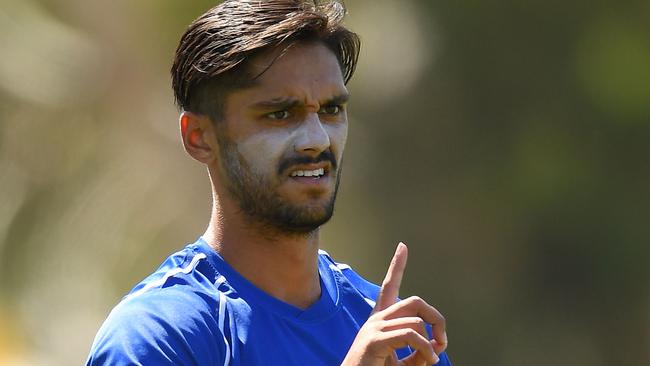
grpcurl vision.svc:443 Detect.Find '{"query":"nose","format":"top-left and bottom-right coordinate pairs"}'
top-left (293, 113), bottom-right (330, 156)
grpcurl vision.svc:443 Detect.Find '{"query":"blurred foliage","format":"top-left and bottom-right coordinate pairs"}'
top-left (0, 0), bottom-right (648, 365)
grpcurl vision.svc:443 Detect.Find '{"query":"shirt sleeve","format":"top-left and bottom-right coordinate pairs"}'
top-left (86, 287), bottom-right (227, 366)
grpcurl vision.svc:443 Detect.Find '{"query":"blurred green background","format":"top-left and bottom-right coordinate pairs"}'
top-left (0, 0), bottom-right (648, 365)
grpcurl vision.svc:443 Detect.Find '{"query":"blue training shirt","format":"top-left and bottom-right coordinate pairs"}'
top-left (86, 238), bottom-right (452, 365)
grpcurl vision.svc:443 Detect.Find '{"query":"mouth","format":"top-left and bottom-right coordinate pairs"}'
top-left (278, 151), bottom-right (336, 181)
top-left (289, 167), bottom-right (326, 179)
top-left (286, 163), bottom-right (331, 183)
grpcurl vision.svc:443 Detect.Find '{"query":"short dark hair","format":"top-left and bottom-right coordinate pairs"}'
top-left (171, 0), bottom-right (360, 122)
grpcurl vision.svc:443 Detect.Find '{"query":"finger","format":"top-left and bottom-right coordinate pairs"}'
top-left (431, 338), bottom-right (447, 357)
top-left (381, 296), bottom-right (448, 353)
top-left (376, 328), bottom-right (435, 366)
top-left (382, 317), bottom-right (441, 366)
top-left (375, 242), bottom-right (408, 312)
top-left (381, 317), bottom-right (429, 340)
top-left (400, 349), bottom-right (439, 366)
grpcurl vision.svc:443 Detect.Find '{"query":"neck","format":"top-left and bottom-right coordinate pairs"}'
top-left (202, 192), bottom-right (322, 310)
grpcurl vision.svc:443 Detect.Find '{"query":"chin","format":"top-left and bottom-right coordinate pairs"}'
top-left (268, 201), bottom-right (335, 234)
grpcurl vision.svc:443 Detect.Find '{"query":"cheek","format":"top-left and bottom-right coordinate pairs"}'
top-left (327, 123), bottom-right (348, 160)
top-left (236, 131), bottom-right (291, 174)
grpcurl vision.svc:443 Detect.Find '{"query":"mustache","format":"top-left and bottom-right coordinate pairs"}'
top-left (277, 150), bottom-right (337, 175)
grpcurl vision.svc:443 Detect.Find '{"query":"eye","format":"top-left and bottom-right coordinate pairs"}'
top-left (267, 110), bottom-right (291, 120)
top-left (318, 105), bottom-right (342, 115)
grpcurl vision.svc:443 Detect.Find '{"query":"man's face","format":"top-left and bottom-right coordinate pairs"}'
top-left (214, 42), bottom-right (349, 233)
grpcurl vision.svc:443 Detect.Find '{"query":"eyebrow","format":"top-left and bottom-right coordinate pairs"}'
top-left (251, 98), bottom-right (301, 111)
top-left (250, 93), bottom-right (350, 111)
top-left (322, 93), bottom-right (350, 106)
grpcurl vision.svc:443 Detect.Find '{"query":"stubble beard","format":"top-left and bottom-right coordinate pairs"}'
top-left (217, 134), bottom-right (340, 235)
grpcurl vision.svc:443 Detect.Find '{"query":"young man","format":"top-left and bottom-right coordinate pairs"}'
top-left (86, 1), bottom-right (451, 365)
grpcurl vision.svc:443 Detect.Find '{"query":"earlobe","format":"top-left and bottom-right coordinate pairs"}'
top-left (179, 112), bottom-right (215, 164)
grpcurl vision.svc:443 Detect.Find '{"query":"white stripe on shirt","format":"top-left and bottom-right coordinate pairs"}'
top-left (126, 253), bottom-right (207, 299)
top-left (219, 290), bottom-right (231, 366)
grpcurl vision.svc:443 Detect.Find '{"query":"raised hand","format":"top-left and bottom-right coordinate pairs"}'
top-left (341, 243), bottom-right (447, 366)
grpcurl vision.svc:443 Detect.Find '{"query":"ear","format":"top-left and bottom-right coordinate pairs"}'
top-left (179, 111), bottom-right (217, 164)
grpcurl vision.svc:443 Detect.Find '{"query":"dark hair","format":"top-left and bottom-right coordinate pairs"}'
top-left (171, 0), bottom-right (360, 122)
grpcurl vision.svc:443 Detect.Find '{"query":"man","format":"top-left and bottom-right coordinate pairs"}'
top-left (86, 1), bottom-right (451, 365)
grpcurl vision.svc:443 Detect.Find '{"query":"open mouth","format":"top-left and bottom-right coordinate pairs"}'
top-left (289, 167), bottom-right (326, 179)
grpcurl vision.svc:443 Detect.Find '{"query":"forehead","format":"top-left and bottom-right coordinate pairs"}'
top-left (235, 42), bottom-right (348, 103)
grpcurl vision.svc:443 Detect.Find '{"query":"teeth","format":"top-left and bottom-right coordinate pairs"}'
top-left (290, 168), bottom-right (325, 177)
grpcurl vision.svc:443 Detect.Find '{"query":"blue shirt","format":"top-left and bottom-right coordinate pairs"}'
top-left (86, 238), bottom-right (452, 365)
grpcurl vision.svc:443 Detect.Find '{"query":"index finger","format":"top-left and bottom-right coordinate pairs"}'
top-left (374, 242), bottom-right (408, 312)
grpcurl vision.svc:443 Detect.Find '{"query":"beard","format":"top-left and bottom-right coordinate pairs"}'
top-left (216, 132), bottom-right (340, 234)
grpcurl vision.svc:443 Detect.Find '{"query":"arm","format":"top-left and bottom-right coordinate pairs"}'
top-left (341, 243), bottom-right (449, 366)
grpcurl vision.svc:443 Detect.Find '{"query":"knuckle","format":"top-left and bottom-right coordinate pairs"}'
top-left (368, 311), bottom-right (383, 323)
top-left (402, 328), bottom-right (418, 338)
top-left (439, 313), bottom-right (446, 323)
top-left (414, 317), bottom-right (426, 327)
top-left (432, 309), bottom-right (446, 324)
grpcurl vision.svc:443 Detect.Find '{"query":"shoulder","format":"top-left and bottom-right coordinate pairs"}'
top-left (318, 249), bottom-right (381, 306)
top-left (86, 247), bottom-right (228, 365)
